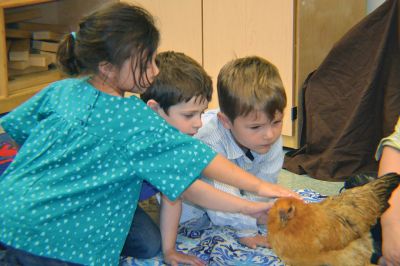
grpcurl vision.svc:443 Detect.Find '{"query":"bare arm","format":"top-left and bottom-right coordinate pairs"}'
top-left (378, 146), bottom-right (400, 176)
top-left (378, 146), bottom-right (400, 266)
top-left (182, 179), bottom-right (273, 218)
top-left (160, 195), bottom-right (181, 256)
top-left (160, 195), bottom-right (204, 266)
top-left (201, 154), bottom-right (299, 199)
top-left (183, 180), bottom-right (274, 250)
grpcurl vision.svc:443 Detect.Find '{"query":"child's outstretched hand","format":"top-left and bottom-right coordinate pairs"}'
top-left (239, 234), bottom-right (270, 249)
top-left (163, 249), bottom-right (205, 266)
top-left (256, 211), bottom-right (269, 225)
top-left (257, 182), bottom-right (301, 200)
top-left (240, 201), bottom-right (273, 219)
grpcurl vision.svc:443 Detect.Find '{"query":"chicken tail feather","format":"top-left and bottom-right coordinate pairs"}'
top-left (368, 172), bottom-right (400, 212)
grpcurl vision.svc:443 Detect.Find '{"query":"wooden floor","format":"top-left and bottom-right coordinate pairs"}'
top-left (139, 195), bottom-right (160, 225)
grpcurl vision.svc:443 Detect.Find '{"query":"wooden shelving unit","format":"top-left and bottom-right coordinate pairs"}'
top-left (0, 0), bottom-right (52, 9)
top-left (0, 0), bottom-right (113, 114)
top-left (0, 0), bottom-right (62, 114)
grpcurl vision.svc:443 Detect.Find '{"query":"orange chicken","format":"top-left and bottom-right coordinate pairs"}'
top-left (267, 172), bottom-right (400, 266)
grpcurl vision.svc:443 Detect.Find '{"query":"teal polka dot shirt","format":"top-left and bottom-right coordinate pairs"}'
top-left (0, 78), bottom-right (216, 265)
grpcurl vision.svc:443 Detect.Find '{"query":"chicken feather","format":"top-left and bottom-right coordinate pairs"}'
top-left (267, 172), bottom-right (400, 266)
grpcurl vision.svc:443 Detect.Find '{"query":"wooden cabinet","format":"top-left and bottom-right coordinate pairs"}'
top-left (202, 0), bottom-right (294, 136)
top-left (1, 0), bottom-right (366, 148)
top-left (127, 0), bottom-right (203, 65)
top-left (127, 0), bottom-right (365, 148)
top-left (285, 0), bottom-right (366, 148)
top-left (0, 0), bottom-right (59, 114)
top-left (0, 0), bottom-right (112, 114)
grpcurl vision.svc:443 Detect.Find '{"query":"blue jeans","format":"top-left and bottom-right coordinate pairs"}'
top-left (121, 205), bottom-right (161, 259)
top-left (0, 242), bottom-right (82, 266)
top-left (139, 181), bottom-right (159, 201)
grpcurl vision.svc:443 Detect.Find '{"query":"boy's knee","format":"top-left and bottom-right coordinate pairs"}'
top-left (140, 237), bottom-right (161, 259)
top-left (129, 231), bottom-right (161, 259)
top-left (121, 219), bottom-right (161, 258)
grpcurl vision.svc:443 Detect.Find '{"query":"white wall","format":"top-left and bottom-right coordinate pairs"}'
top-left (367, 0), bottom-right (385, 13)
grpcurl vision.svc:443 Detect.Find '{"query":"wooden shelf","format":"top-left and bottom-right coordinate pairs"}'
top-left (0, 0), bottom-right (53, 9)
top-left (0, 83), bottom-right (50, 113)
top-left (8, 69), bottom-right (61, 94)
top-left (0, 0), bottom-right (57, 113)
top-left (0, 0), bottom-right (109, 114)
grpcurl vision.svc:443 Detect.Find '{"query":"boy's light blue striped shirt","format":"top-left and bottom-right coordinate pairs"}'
top-left (181, 109), bottom-right (284, 237)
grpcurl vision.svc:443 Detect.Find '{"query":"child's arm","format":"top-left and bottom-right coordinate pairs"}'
top-left (182, 179), bottom-right (273, 217)
top-left (183, 180), bottom-right (274, 249)
top-left (160, 180), bottom-right (274, 264)
top-left (160, 195), bottom-right (205, 266)
top-left (202, 154), bottom-right (300, 199)
top-left (378, 146), bottom-right (400, 265)
top-left (378, 146), bottom-right (400, 176)
top-left (0, 88), bottom-right (50, 146)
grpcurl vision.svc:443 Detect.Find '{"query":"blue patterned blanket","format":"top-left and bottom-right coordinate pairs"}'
top-left (121, 189), bottom-right (325, 266)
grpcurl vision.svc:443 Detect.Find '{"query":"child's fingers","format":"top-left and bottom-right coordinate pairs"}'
top-left (257, 238), bottom-right (271, 248)
top-left (287, 192), bottom-right (302, 200)
top-left (186, 256), bottom-right (206, 266)
top-left (172, 254), bottom-right (205, 266)
top-left (259, 201), bottom-right (274, 211)
top-left (276, 188), bottom-right (301, 200)
top-left (249, 202), bottom-right (273, 217)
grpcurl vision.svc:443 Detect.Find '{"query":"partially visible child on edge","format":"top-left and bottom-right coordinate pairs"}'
top-left (181, 56), bottom-right (288, 249)
top-left (375, 116), bottom-right (400, 266)
top-left (0, 3), bottom-right (298, 265)
top-left (138, 51), bottom-right (297, 266)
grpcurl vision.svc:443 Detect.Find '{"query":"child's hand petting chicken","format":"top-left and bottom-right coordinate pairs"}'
top-left (240, 201), bottom-right (274, 219)
top-left (257, 181), bottom-right (301, 200)
top-left (266, 172), bottom-right (400, 266)
top-left (256, 211), bottom-right (269, 225)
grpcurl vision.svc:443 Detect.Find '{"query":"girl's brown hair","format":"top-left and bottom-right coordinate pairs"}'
top-left (57, 2), bottom-right (159, 88)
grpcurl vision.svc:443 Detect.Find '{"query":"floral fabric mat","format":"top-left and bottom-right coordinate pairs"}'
top-left (121, 189), bottom-right (324, 266)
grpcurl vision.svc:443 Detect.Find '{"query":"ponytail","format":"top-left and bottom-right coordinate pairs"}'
top-left (56, 3), bottom-right (159, 79)
top-left (57, 33), bottom-right (81, 76)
